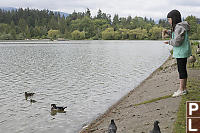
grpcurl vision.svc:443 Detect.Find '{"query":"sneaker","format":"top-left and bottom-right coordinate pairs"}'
top-left (172, 89), bottom-right (188, 97)
top-left (172, 89), bottom-right (181, 97)
top-left (182, 90), bottom-right (188, 95)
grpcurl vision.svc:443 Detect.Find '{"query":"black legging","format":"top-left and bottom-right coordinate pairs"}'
top-left (176, 58), bottom-right (188, 79)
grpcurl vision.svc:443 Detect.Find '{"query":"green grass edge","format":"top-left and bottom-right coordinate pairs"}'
top-left (173, 44), bottom-right (200, 133)
top-left (133, 94), bottom-right (172, 106)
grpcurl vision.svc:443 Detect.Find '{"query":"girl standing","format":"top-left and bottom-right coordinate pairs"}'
top-left (163, 9), bottom-right (191, 97)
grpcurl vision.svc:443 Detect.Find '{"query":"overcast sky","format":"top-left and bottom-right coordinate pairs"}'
top-left (1, 0), bottom-right (200, 20)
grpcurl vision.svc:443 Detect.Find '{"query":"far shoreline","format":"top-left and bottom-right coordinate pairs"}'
top-left (0, 39), bottom-right (168, 42)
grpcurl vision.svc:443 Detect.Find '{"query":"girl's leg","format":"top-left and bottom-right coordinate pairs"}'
top-left (179, 78), bottom-right (187, 91)
top-left (184, 78), bottom-right (187, 90)
top-left (177, 58), bottom-right (188, 90)
top-left (173, 58), bottom-right (188, 97)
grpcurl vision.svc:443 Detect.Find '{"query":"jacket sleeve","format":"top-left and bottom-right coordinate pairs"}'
top-left (169, 26), bottom-right (185, 47)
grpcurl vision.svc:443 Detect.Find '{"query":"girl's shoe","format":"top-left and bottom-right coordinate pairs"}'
top-left (172, 89), bottom-right (188, 97)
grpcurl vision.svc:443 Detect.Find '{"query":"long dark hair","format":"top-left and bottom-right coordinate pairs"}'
top-left (167, 10), bottom-right (182, 31)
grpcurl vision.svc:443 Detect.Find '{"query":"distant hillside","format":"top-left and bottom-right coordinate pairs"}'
top-left (0, 7), bottom-right (17, 11)
top-left (0, 7), bottom-right (69, 17)
top-left (53, 11), bottom-right (69, 17)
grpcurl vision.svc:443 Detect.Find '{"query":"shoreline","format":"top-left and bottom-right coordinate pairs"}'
top-left (0, 39), bottom-right (169, 41)
top-left (80, 55), bottom-right (181, 133)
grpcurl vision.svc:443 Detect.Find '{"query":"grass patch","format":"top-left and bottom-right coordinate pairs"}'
top-left (191, 40), bottom-right (200, 46)
top-left (173, 78), bottom-right (200, 133)
top-left (173, 42), bottom-right (200, 132)
top-left (134, 94), bottom-right (172, 106)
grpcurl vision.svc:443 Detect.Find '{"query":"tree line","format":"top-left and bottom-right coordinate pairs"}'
top-left (0, 8), bottom-right (199, 40)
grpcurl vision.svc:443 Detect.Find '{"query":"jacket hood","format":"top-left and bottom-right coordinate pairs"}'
top-left (176, 21), bottom-right (190, 31)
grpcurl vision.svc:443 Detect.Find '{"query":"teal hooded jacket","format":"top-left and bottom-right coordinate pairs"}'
top-left (169, 21), bottom-right (192, 58)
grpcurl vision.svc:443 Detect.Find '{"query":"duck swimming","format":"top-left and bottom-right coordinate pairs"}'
top-left (25, 92), bottom-right (35, 97)
top-left (25, 92), bottom-right (35, 100)
top-left (30, 99), bottom-right (37, 103)
top-left (51, 104), bottom-right (67, 111)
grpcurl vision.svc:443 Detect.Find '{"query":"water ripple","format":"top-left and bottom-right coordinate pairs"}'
top-left (0, 40), bottom-right (171, 133)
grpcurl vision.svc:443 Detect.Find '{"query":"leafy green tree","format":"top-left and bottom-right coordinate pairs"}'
top-left (18, 18), bottom-right (27, 33)
top-left (16, 33), bottom-right (24, 40)
top-left (149, 26), bottom-right (163, 40)
top-left (113, 14), bottom-right (119, 28)
top-left (158, 19), bottom-right (170, 28)
top-left (129, 28), bottom-right (147, 40)
top-left (48, 17), bottom-right (58, 30)
top-left (0, 7), bottom-right (199, 40)
top-left (64, 29), bottom-right (71, 39)
top-left (10, 29), bottom-right (16, 40)
top-left (113, 31), bottom-right (121, 40)
top-left (93, 19), bottom-right (108, 39)
top-left (119, 28), bottom-right (129, 40)
top-left (185, 16), bottom-right (197, 34)
top-left (10, 21), bottom-right (16, 30)
top-left (0, 23), bottom-right (9, 33)
top-left (85, 8), bottom-right (91, 18)
top-left (80, 16), bottom-right (95, 39)
top-left (0, 33), bottom-right (12, 40)
top-left (97, 9), bottom-right (103, 19)
top-left (58, 16), bottom-right (66, 34)
top-left (185, 16), bottom-right (198, 39)
top-left (71, 16), bottom-right (95, 39)
top-left (71, 30), bottom-right (85, 40)
top-left (48, 29), bottom-right (60, 40)
top-left (25, 25), bottom-right (31, 39)
top-left (102, 28), bottom-right (115, 40)
top-left (197, 25), bottom-right (200, 40)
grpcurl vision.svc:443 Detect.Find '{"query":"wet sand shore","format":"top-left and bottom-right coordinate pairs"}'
top-left (80, 55), bottom-right (184, 133)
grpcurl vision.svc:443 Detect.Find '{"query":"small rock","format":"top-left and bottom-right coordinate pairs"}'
top-left (90, 129), bottom-right (97, 132)
top-left (128, 104), bottom-right (133, 108)
top-left (164, 126), bottom-right (169, 129)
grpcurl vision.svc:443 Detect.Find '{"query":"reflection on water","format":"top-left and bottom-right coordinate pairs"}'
top-left (50, 110), bottom-right (66, 116)
top-left (0, 40), bottom-right (171, 133)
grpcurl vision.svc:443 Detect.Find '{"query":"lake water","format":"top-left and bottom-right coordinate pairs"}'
top-left (0, 40), bottom-right (171, 133)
